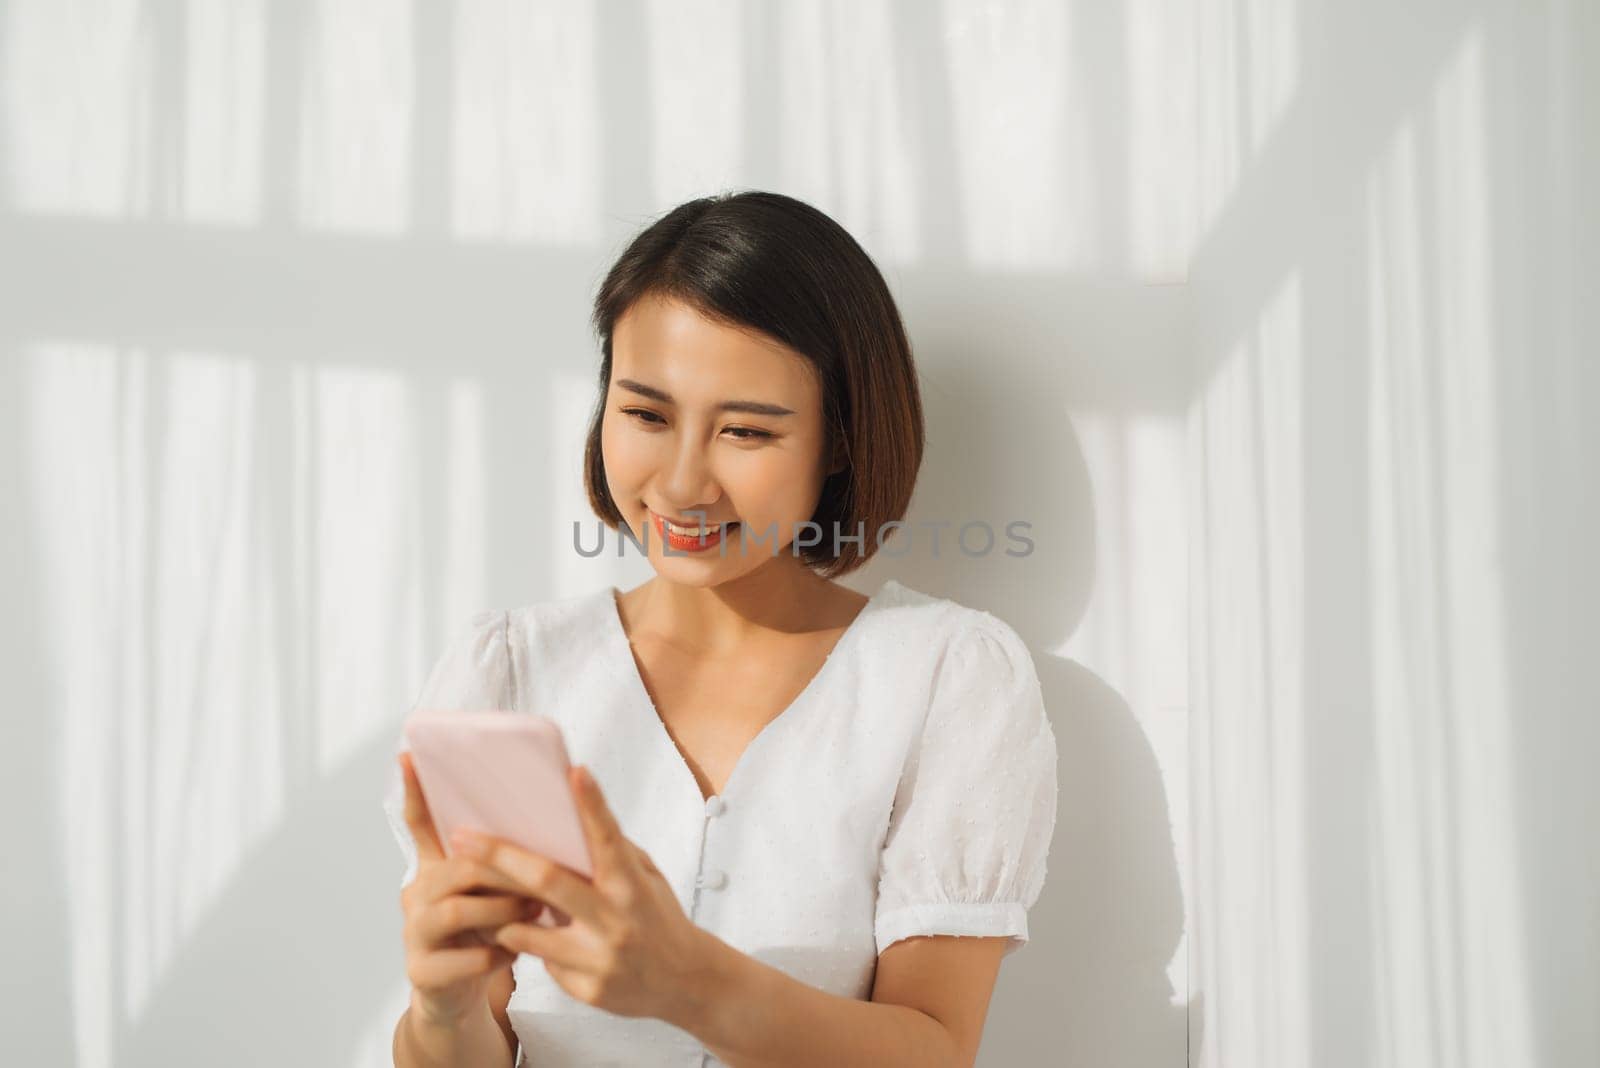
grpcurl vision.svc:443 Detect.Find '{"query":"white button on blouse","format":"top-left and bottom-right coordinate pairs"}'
top-left (383, 578), bottom-right (1059, 1067)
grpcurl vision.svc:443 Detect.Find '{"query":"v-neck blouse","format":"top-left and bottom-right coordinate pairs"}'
top-left (383, 578), bottom-right (1059, 1067)
top-left (604, 583), bottom-right (872, 803)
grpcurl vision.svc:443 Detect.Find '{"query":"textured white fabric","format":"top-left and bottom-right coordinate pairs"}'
top-left (382, 578), bottom-right (1059, 1067)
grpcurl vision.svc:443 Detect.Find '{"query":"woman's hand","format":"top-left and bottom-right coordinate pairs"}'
top-left (396, 751), bottom-right (537, 1028)
top-left (450, 765), bottom-right (715, 1025)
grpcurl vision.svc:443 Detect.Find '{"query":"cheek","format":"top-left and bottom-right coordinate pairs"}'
top-left (600, 418), bottom-right (649, 495)
top-left (725, 448), bottom-right (829, 521)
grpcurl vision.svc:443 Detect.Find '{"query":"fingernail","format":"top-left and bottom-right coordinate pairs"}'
top-left (451, 828), bottom-right (485, 854)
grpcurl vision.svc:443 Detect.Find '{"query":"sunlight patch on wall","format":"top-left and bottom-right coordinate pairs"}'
top-left (440, 378), bottom-right (490, 637)
top-left (774, 0), bottom-right (921, 264)
top-left (451, 0), bottom-right (601, 244)
top-left (27, 342), bottom-right (133, 1068)
top-left (1189, 272), bottom-right (1309, 1068)
top-left (3, 0), bottom-right (267, 224)
top-left (1194, 0), bottom-right (1299, 243)
top-left (25, 343), bottom-right (492, 1059)
top-left (142, 351), bottom-right (288, 1019)
top-left (24, 344), bottom-right (291, 1064)
top-left (310, 363), bottom-right (425, 772)
top-left (940, 0), bottom-right (1089, 270)
top-left (3, 0), bottom-right (154, 217)
top-left (1060, 411), bottom-right (1191, 1003)
top-left (645, 0), bottom-right (743, 211)
top-left (180, 1), bottom-right (265, 225)
top-left (297, 0), bottom-right (412, 234)
top-left (1363, 26), bottom-right (1534, 1068)
top-left (1126, 0), bottom-right (1197, 281)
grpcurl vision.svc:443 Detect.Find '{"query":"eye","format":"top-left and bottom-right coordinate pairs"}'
top-left (619, 407), bottom-right (773, 441)
top-left (619, 407), bottom-right (666, 426)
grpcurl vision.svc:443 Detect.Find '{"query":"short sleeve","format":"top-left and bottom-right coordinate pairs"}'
top-left (874, 613), bottom-right (1059, 957)
top-left (381, 609), bottom-right (517, 889)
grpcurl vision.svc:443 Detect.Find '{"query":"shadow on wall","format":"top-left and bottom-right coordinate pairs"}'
top-left (114, 733), bottom-right (407, 1067)
top-left (871, 333), bottom-right (1188, 1066)
top-left (1005, 653), bottom-right (1189, 1066)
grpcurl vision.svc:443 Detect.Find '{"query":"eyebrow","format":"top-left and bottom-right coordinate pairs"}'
top-left (615, 378), bottom-right (796, 417)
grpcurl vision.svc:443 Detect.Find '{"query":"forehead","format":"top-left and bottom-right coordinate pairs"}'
top-left (611, 293), bottom-right (820, 406)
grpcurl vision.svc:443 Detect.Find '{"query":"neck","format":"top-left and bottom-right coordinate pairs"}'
top-left (625, 562), bottom-right (844, 654)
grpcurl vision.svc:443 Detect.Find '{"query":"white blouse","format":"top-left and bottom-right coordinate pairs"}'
top-left (383, 577), bottom-right (1058, 1067)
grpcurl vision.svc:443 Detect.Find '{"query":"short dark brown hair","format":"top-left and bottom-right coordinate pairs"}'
top-left (583, 190), bottom-right (924, 577)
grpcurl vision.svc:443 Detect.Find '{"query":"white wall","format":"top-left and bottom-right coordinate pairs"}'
top-left (1, 2), bottom-right (1591, 1067)
top-left (1186, 1), bottom-right (1599, 1066)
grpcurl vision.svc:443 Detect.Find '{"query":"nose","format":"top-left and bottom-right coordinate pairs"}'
top-left (658, 429), bottom-right (723, 515)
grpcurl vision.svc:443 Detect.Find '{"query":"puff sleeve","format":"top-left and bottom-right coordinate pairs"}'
top-left (874, 612), bottom-right (1059, 957)
top-left (381, 609), bottom-right (517, 889)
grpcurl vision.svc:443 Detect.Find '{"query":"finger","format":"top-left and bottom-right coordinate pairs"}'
top-left (495, 920), bottom-right (587, 970)
top-left (399, 752), bottom-right (446, 863)
top-left (422, 854), bottom-right (542, 903)
top-left (629, 840), bottom-right (664, 879)
top-left (414, 892), bottom-right (530, 948)
top-left (457, 897), bottom-right (546, 945)
top-left (571, 765), bottom-right (625, 868)
top-left (410, 944), bottom-right (516, 988)
top-left (450, 899), bottom-right (543, 948)
top-left (456, 832), bottom-right (604, 929)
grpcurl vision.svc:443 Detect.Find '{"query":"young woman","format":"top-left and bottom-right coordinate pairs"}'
top-left (384, 191), bottom-right (1058, 1067)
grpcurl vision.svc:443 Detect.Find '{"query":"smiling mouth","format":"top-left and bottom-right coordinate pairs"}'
top-left (649, 510), bottom-right (741, 549)
top-left (650, 510), bottom-right (736, 536)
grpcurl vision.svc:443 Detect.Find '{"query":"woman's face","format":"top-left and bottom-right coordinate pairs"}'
top-left (600, 292), bottom-right (835, 586)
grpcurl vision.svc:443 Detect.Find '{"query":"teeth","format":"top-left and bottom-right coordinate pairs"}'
top-left (664, 519), bottom-right (724, 535)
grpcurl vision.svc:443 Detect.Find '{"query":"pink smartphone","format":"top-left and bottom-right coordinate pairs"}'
top-left (403, 710), bottom-right (593, 927)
